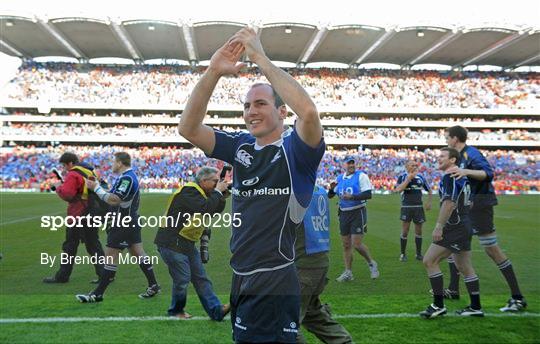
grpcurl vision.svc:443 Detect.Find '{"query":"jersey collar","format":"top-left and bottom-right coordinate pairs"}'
top-left (254, 127), bottom-right (292, 150)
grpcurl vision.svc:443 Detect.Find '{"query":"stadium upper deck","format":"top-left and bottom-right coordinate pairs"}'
top-left (1, 16), bottom-right (538, 68)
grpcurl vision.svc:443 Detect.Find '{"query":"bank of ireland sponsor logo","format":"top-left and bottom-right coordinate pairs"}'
top-left (241, 176), bottom-right (259, 186)
top-left (235, 149), bottom-right (253, 168)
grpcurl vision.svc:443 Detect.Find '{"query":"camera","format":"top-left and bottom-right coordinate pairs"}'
top-left (220, 165), bottom-right (233, 190)
top-left (200, 228), bottom-right (211, 264)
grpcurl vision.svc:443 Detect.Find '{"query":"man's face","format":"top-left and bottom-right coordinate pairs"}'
top-left (438, 150), bottom-right (454, 170)
top-left (344, 161), bottom-right (356, 174)
top-left (112, 159), bottom-right (122, 174)
top-left (200, 173), bottom-right (219, 194)
top-left (243, 85), bottom-right (285, 139)
top-left (406, 161), bottom-right (418, 174)
top-left (445, 132), bottom-right (458, 148)
top-left (61, 162), bottom-right (73, 174)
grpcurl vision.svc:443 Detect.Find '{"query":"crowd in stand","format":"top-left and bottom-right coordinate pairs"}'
top-left (1, 145), bottom-right (537, 193)
top-left (3, 123), bottom-right (538, 142)
top-left (3, 62), bottom-right (539, 109)
top-left (6, 111), bottom-right (540, 124)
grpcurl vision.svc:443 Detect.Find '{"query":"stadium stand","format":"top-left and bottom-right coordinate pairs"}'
top-left (1, 63), bottom-right (538, 194)
top-left (1, 145), bottom-right (538, 193)
top-left (2, 63), bottom-right (539, 110)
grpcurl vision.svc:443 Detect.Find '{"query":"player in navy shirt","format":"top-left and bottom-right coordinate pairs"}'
top-left (395, 161), bottom-right (432, 262)
top-left (178, 28), bottom-right (325, 343)
top-left (76, 152), bottom-right (160, 303)
top-left (445, 126), bottom-right (526, 312)
top-left (420, 148), bottom-right (484, 318)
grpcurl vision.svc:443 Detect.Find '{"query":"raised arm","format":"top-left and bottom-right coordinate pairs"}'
top-left (178, 42), bottom-right (245, 155)
top-left (395, 174), bottom-right (413, 193)
top-left (230, 27), bottom-right (322, 148)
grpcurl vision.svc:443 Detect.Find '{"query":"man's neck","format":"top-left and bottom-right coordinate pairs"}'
top-left (118, 166), bottom-right (130, 174)
top-left (255, 128), bottom-right (285, 146)
top-left (455, 142), bottom-right (466, 152)
top-left (444, 165), bottom-right (456, 174)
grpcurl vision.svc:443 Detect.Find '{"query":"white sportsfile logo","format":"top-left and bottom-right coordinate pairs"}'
top-left (242, 176), bottom-right (259, 186)
top-left (235, 149), bottom-right (253, 167)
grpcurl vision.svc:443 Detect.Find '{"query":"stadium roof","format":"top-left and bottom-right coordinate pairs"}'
top-left (1, 15), bottom-right (539, 69)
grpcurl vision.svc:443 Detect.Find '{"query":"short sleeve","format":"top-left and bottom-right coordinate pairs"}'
top-left (359, 173), bottom-right (372, 192)
top-left (440, 175), bottom-right (459, 203)
top-left (208, 129), bottom-right (252, 165)
top-left (469, 149), bottom-right (494, 182)
top-left (112, 175), bottom-right (135, 201)
top-left (283, 127), bottom-right (326, 207)
top-left (420, 175), bottom-right (430, 192)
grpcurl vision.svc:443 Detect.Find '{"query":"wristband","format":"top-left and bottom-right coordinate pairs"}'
top-left (94, 185), bottom-right (111, 203)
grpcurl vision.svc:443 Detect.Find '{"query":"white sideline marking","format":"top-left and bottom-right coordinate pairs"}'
top-left (0, 211), bottom-right (63, 226)
top-left (1, 313), bottom-right (539, 324)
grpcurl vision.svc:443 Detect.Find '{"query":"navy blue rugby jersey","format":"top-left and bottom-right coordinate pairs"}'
top-left (439, 173), bottom-right (471, 227)
top-left (459, 145), bottom-right (497, 207)
top-left (109, 169), bottom-right (140, 230)
top-left (396, 173), bottom-right (430, 207)
top-left (210, 127), bottom-right (325, 275)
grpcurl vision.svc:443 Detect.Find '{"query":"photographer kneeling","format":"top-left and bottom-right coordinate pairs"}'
top-left (154, 167), bottom-right (230, 320)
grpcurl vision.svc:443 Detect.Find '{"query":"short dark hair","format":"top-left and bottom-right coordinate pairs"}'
top-left (251, 83), bottom-right (285, 108)
top-left (445, 125), bottom-right (468, 143)
top-left (441, 147), bottom-right (461, 165)
top-left (59, 152), bottom-right (79, 165)
top-left (114, 152), bottom-right (131, 167)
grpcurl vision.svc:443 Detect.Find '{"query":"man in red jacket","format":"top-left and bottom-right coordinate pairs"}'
top-left (43, 152), bottom-right (105, 284)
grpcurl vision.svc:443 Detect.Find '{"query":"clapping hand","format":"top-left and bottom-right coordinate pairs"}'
top-left (229, 27), bottom-right (266, 64)
top-left (208, 40), bottom-right (246, 77)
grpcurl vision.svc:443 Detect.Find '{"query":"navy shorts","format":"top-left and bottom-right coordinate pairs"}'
top-left (434, 223), bottom-right (473, 253)
top-left (400, 207), bottom-right (426, 224)
top-left (470, 206), bottom-right (495, 235)
top-left (339, 207), bottom-right (367, 236)
top-left (106, 226), bottom-right (142, 249)
top-left (230, 264), bottom-right (300, 343)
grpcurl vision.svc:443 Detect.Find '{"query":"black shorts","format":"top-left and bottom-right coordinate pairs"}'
top-left (106, 226), bottom-right (142, 249)
top-left (470, 206), bottom-right (495, 235)
top-left (400, 207), bottom-right (426, 224)
top-left (434, 223), bottom-right (473, 253)
top-left (339, 207), bottom-right (367, 236)
top-left (230, 264), bottom-right (300, 343)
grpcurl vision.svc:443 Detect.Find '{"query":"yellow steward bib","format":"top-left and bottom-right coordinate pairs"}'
top-left (163, 182), bottom-right (207, 242)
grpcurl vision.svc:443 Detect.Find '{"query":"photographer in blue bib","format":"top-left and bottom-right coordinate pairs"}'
top-left (154, 167), bottom-right (231, 320)
top-left (295, 185), bottom-right (353, 343)
top-left (330, 156), bottom-right (379, 282)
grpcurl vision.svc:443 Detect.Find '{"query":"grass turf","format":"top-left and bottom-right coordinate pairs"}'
top-left (1, 193), bottom-right (539, 343)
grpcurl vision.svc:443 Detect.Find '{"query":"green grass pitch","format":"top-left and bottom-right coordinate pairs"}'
top-left (1, 193), bottom-right (539, 343)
